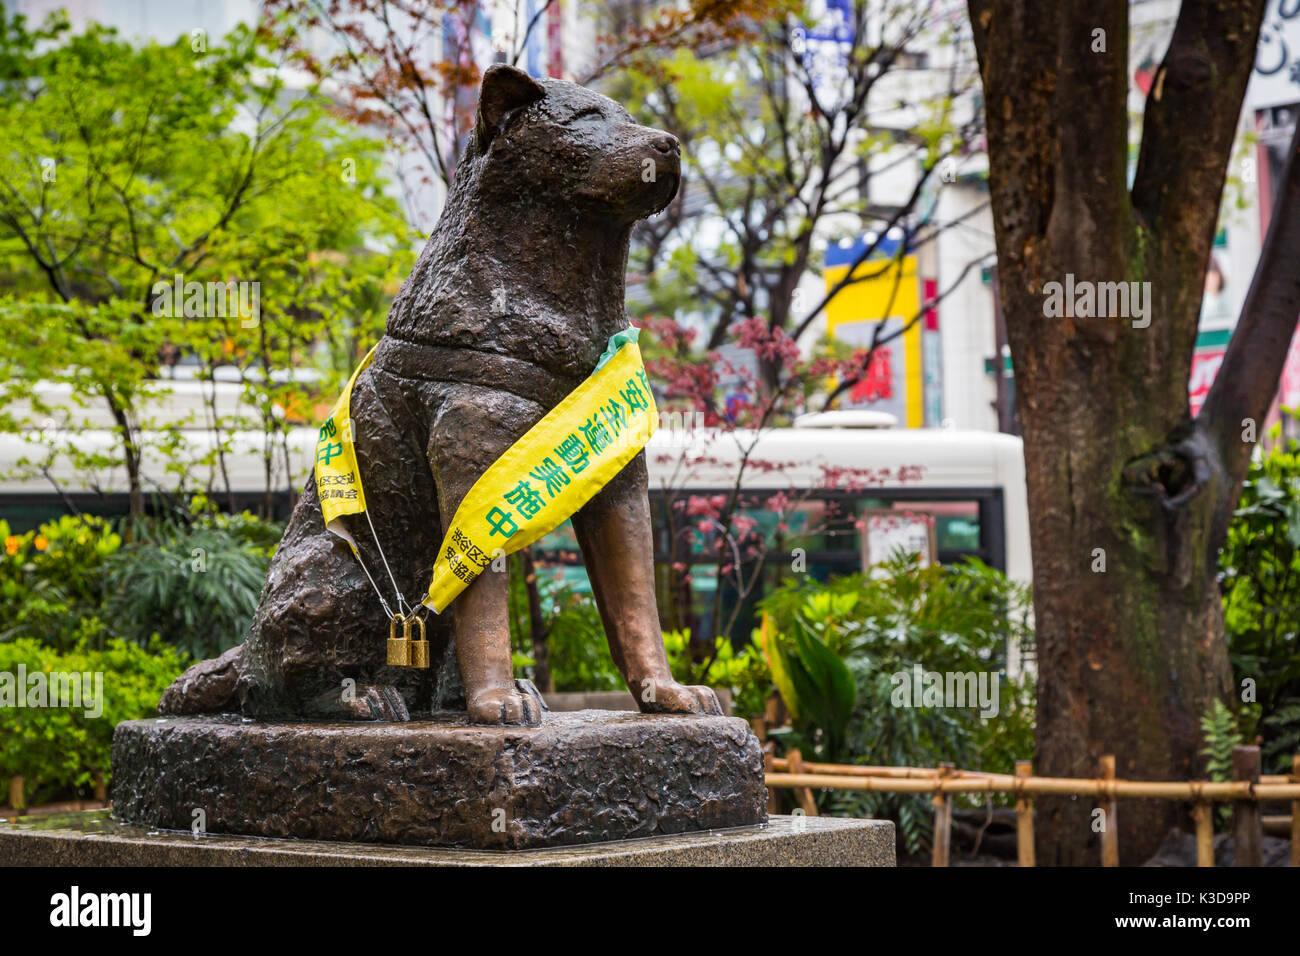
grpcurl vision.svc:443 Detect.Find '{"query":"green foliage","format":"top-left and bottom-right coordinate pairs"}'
top-left (509, 570), bottom-right (624, 693)
top-left (1261, 698), bottom-right (1300, 769)
top-left (506, 565), bottom-right (776, 706)
top-left (663, 627), bottom-right (771, 719)
top-left (0, 637), bottom-right (187, 804)
top-left (1199, 698), bottom-right (1244, 825)
top-left (102, 510), bottom-right (278, 659)
top-left (0, 11), bottom-right (413, 508)
top-left (758, 602), bottom-right (856, 760)
top-left (0, 506), bottom-right (270, 805)
top-left (1, 506), bottom-right (277, 659)
top-left (1199, 699), bottom-right (1243, 782)
top-left (0, 515), bottom-right (121, 651)
top-left (758, 555), bottom-right (1036, 854)
top-left (1219, 419), bottom-right (1300, 771)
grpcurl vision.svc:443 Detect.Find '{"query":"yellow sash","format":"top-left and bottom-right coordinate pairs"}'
top-left (314, 343), bottom-right (378, 553)
top-left (312, 331), bottom-right (657, 614)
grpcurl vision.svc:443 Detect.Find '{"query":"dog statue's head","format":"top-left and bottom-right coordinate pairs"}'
top-left (466, 64), bottom-right (680, 225)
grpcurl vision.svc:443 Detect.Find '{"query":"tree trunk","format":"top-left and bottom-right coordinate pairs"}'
top-left (968, 0), bottom-right (1282, 863)
top-left (1019, 389), bottom-right (1232, 864)
top-left (104, 386), bottom-right (144, 521)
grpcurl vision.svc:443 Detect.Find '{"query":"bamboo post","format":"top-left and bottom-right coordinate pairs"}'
top-left (7, 775), bottom-right (23, 813)
top-left (1192, 801), bottom-right (1215, 867)
top-left (1291, 754), bottom-right (1300, 868)
top-left (1015, 760), bottom-right (1035, 867)
top-left (931, 763), bottom-right (954, 867)
top-left (787, 749), bottom-right (819, 817)
top-left (763, 748), bottom-right (781, 814)
top-left (92, 769), bottom-right (107, 803)
top-left (1100, 755), bottom-right (1119, 867)
top-left (1232, 745), bottom-right (1262, 867)
top-left (764, 691), bottom-right (786, 731)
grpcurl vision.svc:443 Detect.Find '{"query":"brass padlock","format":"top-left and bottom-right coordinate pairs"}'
top-left (408, 615), bottom-right (430, 670)
top-left (387, 613), bottom-right (410, 667)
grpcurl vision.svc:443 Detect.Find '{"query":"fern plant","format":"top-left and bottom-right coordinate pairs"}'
top-left (103, 514), bottom-right (276, 659)
top-left (1200, 699), bottom-right (1242, 780)
top-left (1199, 699), bottom-right (1243, 824)
top-left (1262, 698), bottom-right (1300, 769)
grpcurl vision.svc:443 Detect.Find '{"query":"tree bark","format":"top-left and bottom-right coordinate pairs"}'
top-left (968, 0), bottom-right (1284, 863)
top-left (103, 385), bottom-right (144, 521)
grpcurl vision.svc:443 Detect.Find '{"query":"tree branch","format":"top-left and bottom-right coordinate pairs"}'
top-left (1198, 117), bottom-right (1300, 535)
top-left (1131, 0), bottom-right (1266, 241)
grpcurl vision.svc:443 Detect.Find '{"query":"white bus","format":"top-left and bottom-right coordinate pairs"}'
top-left (1, 404), bottom-right (1029, 574)
top-left (1, 401), bottom-right (1031, 662)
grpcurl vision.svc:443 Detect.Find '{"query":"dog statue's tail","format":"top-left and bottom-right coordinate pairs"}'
top-left (158, 644), bottom-right (245, 715)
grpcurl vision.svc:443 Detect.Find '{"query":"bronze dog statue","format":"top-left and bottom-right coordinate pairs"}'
top-left (159, 65), bottom-right (721, 726)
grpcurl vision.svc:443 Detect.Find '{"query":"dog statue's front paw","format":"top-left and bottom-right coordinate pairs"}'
top-left (337, 684), bottom-right (410, 722)
top-left (635, 679), bottom-right (723, 716)
top-left (467, 684), bottom-right (544, 726)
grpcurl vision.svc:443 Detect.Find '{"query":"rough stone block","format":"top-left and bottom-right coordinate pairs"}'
top-left (110, 710), bottom-right (766, 850)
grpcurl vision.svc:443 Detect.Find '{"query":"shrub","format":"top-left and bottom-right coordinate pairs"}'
top-left (1219, 420), bottom-right (1300, 772)
top-left (758, 555), bottom-right (1036, 854)
top-left (663, 627), bottom-right (770, 718)
top-left (0, 637), bottom-right (187, 805)
top-left (102, 510), bottom-right (278, 659)
top-left (509, 567), bottom-right (624, 693)
top-left (0, 515), bottom-right (121, 651)
top-left (508, 564), bottom-right (772, 707)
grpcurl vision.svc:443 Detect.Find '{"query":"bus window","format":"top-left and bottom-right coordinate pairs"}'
top-left (856, 498), bottom-right (991, 569)
top-left (896, 500), bottom-right (981, 552)
top-left (534, 518), bottom-right (579, 553)
top-left (537, 562), bottom-right (592, 596)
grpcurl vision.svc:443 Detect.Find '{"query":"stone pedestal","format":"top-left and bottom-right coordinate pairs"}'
top-left (111, 710), bottom-right (767, 850)
top-left (0, 811), bottom-right (895, 866)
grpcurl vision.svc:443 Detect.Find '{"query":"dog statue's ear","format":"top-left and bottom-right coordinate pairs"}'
top-left (474, 64), bottom-right (545, 153)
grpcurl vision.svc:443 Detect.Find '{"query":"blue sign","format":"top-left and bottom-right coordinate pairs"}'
top-left (792, 0), bottom-right (855, 112)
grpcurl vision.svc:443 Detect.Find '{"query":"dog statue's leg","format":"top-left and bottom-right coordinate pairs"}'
top-left (453, 562), bottom-right (542, 724)
top-left (431, 389), bottom-right (545, 726)
top-left (572, 454), bottom-right (722, 716)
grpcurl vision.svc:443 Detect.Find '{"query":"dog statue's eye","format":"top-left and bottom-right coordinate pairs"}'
top-left (565, 107), bottom-right (604, 125)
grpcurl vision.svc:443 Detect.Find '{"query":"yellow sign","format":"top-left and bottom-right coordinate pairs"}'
top-left (314, 343), bottom-right (378, 552)
top-left (824, 253), bottom-right (924, 428)
top-left (424, 330), bottom-right (657, 612)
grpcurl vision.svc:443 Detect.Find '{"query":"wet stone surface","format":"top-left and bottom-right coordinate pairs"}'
top-left (0, 811), bottom-right (894, 867)
top-left (110, 710), bottom-right (767, 850)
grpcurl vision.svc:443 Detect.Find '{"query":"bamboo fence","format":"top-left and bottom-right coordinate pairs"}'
top-left (2, 771), bottom-right (108, 818)
top-left (764, 747), bottom-right (1300, 867)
